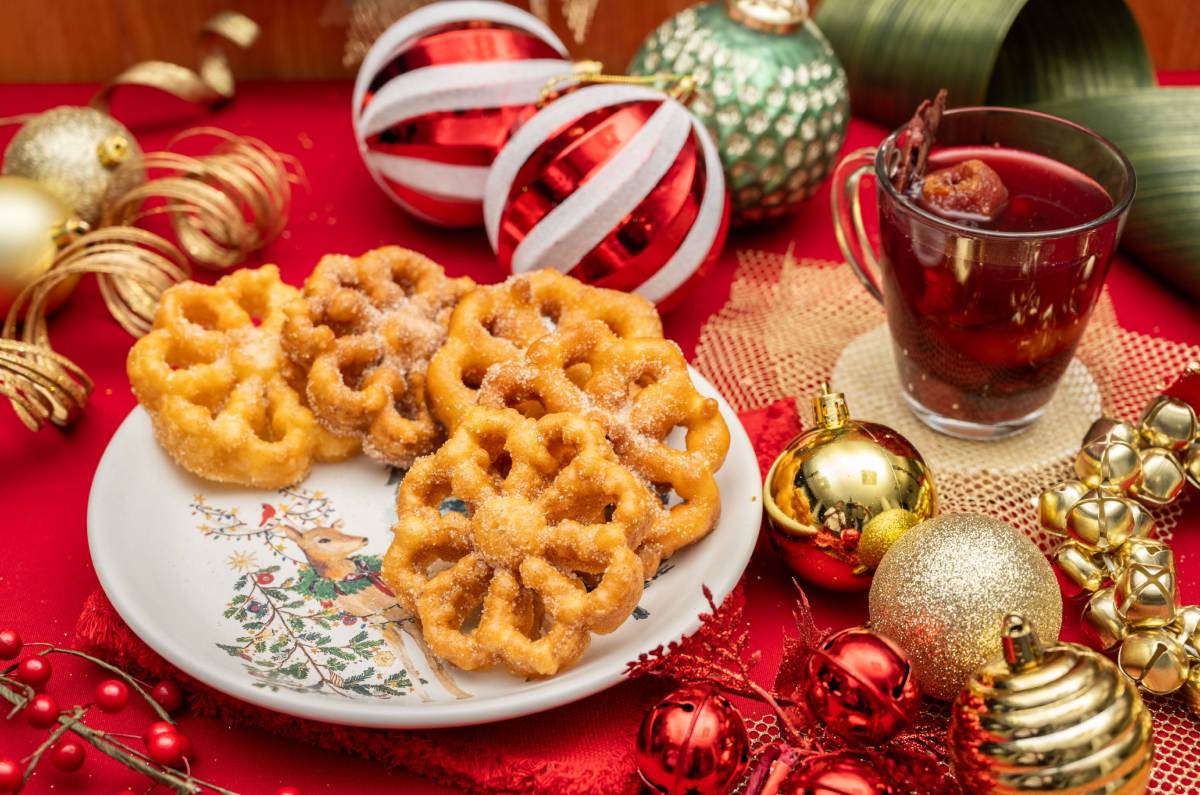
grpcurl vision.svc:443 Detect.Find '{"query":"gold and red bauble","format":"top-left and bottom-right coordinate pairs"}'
top-left (636, 685), bottom-right (750, 795)
top-left (763, 383), bottom-right (937, 591)
top-left (352, 1), bottom-right (572, 227)
top-left (799, 627), bottom-right (920, 745)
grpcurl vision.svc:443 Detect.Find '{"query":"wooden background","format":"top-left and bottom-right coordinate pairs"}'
top-left (0, 0), bottom-right (1196, 83)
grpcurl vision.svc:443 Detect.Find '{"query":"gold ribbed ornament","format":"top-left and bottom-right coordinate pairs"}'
top-left (950, 614), bottom-right (1154, 795)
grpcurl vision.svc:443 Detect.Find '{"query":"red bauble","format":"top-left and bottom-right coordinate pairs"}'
top-left (49, 739), bottom-right (86, 773)
top-left (637, 684), bottom-right (750, 795)
top-left (275, 787), bottom-right (302, 795)
top-left (780, 752), bottom-right (894, 795)
top-left (15, 656), bottom-right (51, 688)
top-left (25, 693), bottom-right (61, 728)
top-left (146, 731), bottom-right (192, 767)
top-left (0, 629), bottom-right (21, 660)
top-left (95, 679), bottom-right (130, 713)
top-left (0, 758), bottom-right (22, 792)
top-left (484, 83), bottom-right (730, 310)
top-left (352, 0), bottom-right (570, 227)
top-left (801, 627), bottom-right (920, 745)
top-left (150, 680), bottom-right (184, 713)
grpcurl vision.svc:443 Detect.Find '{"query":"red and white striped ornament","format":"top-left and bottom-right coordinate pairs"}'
top-left (484, 83), bottom-right (730, 308)
top-left (352, 1), bottom-right (572, 227)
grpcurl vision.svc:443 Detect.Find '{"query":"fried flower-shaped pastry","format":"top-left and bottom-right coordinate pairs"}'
top-left (383, 407), bottom-right (659, 677)
top-left (477, 320), bottom-right (729, 572)
top-left (283, 247), bottom-right (474, 467)
top-left (127, 266), bottom-right (359, 488)
top-left (427, 269), bottom-right (662, 433)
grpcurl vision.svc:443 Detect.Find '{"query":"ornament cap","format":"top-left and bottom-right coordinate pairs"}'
top-left (811, 382), bottom-right (849, 430)
top-left (1001, 614), bottom-right (1043, 672)
top-left (97, 135), bottom-right (132, 169)
top-left (725, 0), bottom-right (809, 33)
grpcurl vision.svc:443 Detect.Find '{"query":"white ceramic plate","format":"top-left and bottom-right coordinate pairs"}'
top-left (88, 371), bottom-right (761, 728)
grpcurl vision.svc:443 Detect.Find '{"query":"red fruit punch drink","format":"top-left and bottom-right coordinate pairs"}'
top-left (833, 107), bottom-right (1135, 439)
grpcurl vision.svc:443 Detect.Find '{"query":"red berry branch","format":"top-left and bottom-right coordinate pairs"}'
top-left (0, 628), bottom-right (299, 794)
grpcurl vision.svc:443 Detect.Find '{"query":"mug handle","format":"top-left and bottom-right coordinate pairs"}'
top-left (830, 146), bottom-right (883, 303)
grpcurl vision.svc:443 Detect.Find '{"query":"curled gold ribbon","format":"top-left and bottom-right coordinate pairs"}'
top-left (91, 11), bottom-right (260, 114)
top-left (102, 128), bottom-right (299, 271)
top-left (1, 228), bottom-right (190, 430)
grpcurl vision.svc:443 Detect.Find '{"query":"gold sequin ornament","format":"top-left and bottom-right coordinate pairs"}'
top-left (949, 614), bottom-right (1154, 795)
top-left (0, 176), bottom-right (88, 316)
top-left (868, 513), bottom-right (1062, 700)
top-left (763, 383), bottom-right (936, 591)
top-left (3, 106), bottom-right (144, 227)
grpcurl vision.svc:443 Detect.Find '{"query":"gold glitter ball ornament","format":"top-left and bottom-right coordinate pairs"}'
top-left (3, 106), bottom-right (144, 227)
top-left (949, 614), bottom-right (1154, 795)
top-left (763, 383), bottom-right (936, 591)
top-left (854, 508), bottom-right (920, 571)
top-left (868, 513), bottom-right (1062, 701)
top-left (0, 176), bottom-right (88, 316)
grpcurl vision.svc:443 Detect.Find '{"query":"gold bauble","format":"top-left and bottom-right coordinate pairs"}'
top-left (950, 615), bottom-right (1154, 795)
top-left (0, 176), bottom-right (87, 316)
top-left (3, 106), bottom-right (144, 227)
top-left (1138, 395), bottom-right (1198, 452)
top-left (1118, 628), bottom-right (1188, 694)
top-left (868, 513), bottom-right (1062, 700)
top-left (1129, 447), bottom-right (1186, 506)
top-left (855, 508), bottom-right (920, 571)
top-left (763, 383), bottom-right (937, 591)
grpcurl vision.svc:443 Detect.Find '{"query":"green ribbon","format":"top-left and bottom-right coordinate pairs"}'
top-left (814, 0), bottom-right (1200, 300)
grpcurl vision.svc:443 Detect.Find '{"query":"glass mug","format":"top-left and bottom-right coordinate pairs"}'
top-left (831, 107), bottom-right (1136, 439)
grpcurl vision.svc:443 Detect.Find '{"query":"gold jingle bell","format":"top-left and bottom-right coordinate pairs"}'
top-left (1065, 488), bottom-right (1135, 552)
top-left (1038, 479), bottom-right (1089, 537)
top-left (950, 615), bottom-right (1154, 795)
top-left (1185, 442), bottom-right (1200, 489)
top-left (1075, 418), bottom-right (1142, 490)
top-left (763, 383), bottom-right (936, 591)
top-left (1053, 541), bottom-right (1105, 597)
top-left (0, 176), bottom-right (88, 317)
top-left (1185, 664), bottom-right (1200, 718)
top-left (1138, 395), bottom-right (1198, 451)
top-left (2, 106), bottom-right (144, 227)
top-left (1081, 586), bottom-right (1126, 652)
top-left (1129, 447), bottom-right (1186, 506)
top-left (1112, 539), bottom-right (1177, 629)
top-left (1118, 629), bottom-right (1189, 694)
top-left (1167, 604), bottom-right (1200, 658)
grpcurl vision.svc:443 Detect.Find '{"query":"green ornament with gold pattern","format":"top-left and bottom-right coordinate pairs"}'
top-left (629, 0), bottom-right (848, 224)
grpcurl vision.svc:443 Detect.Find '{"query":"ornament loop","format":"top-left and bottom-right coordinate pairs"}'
top-left (539, 61), bottom-right (697, 107)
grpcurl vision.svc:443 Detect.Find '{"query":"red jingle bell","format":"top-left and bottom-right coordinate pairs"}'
top-left (484, 82), bottom-right (730, 310)
top-left (352, 0), bottom-right (571, 227)
top-left (780, 752), bottom-right (895, 795)
top-left (800, 627), bottom-right (920, 745)
top-left (637, 684), bottom-right (750, 795)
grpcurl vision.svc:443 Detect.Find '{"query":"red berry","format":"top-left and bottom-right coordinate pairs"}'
top-left (15, 656), bottom-right (51, 688)
top-left (0, 630), bottom-right (21, 660)
top-left (150, 680), bottom-right (184, 713)
top-left (0, 758), bottom-right (22, 792)
top-left (275, 788), bottom-right (302, 795)
top-left (50, 739), bottom-right (86, 772)
top-left (145, 731), bottom-right (191, 766)
top-left (256, 572), bottom-right (274, 585)
top-left (144, 720), bottom-right (177, 743)
top-left (95, 679), bottom-right (130, 713)
top-left (25, 693), bottom-right (61, 728)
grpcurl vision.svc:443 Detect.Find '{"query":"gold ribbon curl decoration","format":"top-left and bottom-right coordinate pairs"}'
top-left (91, 11), bottom-right (260, 114)
top-left (103, 129), bottom-right (299, 271)
top-left (1, 229), bottom-right (190, 430)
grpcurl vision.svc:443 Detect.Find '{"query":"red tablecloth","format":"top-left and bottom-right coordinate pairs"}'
top-left (1, 78), bottom-right (1198, 794)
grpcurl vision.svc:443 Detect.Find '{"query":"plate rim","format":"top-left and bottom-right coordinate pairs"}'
top-left (87, 370), bottom-right (760, 729)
